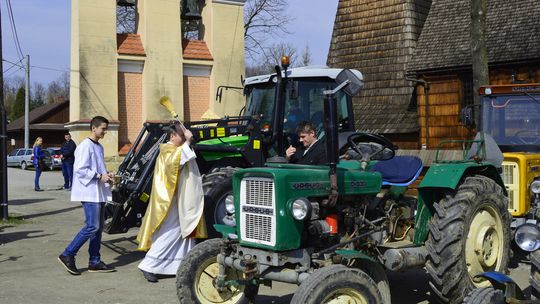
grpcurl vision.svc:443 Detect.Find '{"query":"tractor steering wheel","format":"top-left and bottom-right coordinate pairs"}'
top-left (346, 132), bottom-right (396, 163)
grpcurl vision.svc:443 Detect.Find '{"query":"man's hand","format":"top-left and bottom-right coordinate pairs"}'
top-left (286, 145), bottom-right (296, 160)
top-left (184, 129), bottom-right (193, 143)
top-left (100, 173), bottom-right (112, 184)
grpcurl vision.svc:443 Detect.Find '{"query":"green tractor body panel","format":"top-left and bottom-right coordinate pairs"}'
top-left (413, 161), bottom-right (506, 245)
top-left (197, 135), bottom-right (249, 161)
top-left (232, 161), bottom-right (383, 251)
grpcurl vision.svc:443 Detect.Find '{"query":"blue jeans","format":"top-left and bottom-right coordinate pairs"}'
top-left (63, 202), bottom-right (105, 266)
top-left (34, 164), bottom-right (41, 190)
top-left (61, 161), bottom-right (74, 189)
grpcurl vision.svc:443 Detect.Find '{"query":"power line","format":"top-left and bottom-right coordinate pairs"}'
top-left (30, 65), bottom-right (69, 73)
top-left (5, 0), bottom-right (24, 60)
top-left (4, 64), bottom-right (24, 78)
top-left (2, 57), bottom-right (24, 68)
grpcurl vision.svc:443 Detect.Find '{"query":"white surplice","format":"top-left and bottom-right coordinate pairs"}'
top-left (138, 142), bottom-right (198, 275)
top-left (70, 138), bottom-right (112, 203)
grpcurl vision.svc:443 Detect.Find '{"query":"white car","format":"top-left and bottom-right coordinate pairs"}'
top-left (6, 148), bottom-right (53, 170)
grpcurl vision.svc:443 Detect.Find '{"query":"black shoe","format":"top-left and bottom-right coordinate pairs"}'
top-left (35, 188), bottom-right (43, 192)
top-left (141, 270), bottom-right (158, 283)
top-left (88, 261), bottom-right (116, 273)
top-left (58, 254), bottom-right (80, 275)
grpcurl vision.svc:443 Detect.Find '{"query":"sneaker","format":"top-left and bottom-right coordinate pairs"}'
top-left (141, 269), bottom-right (158, 283)
top-left (88, 261), bottom-right (116, 273)
top-left (58, 254), bottom-right (80, 275)
top-left (34, 188), bottom-right (43, 192)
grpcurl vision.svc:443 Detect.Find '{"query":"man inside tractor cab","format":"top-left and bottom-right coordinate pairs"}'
top-left (285, 121), bottom-right (326, 165)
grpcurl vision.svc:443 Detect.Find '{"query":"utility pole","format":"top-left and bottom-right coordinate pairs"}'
top-left (0, 4), bottom-right (9, 220)
top-left (24, 55), bottom-right (30, 148)
top-left (470, 0), bottom-right (489, 127)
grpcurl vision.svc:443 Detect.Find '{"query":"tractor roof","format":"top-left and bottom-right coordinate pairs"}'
top-left (244, 66), bottom-right (364, 86)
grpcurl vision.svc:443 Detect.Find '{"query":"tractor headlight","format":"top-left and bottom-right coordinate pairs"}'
top-left (531, 180), bottom-right (540, 194)
top-left (224, 194), bottom-right (235, 214)
top-left (515, 223), bottom-right (540, 252)
top-left (291, 198), bottom-right (312, 221)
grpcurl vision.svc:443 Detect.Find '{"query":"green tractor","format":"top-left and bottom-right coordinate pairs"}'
top-left (176, 70), bottom-right (512, 304)
top-left (105, 62), bottom-right (361, 238)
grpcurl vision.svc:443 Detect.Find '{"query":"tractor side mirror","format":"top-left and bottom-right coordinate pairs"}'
top-left (461, 106), bottom-right (474, 127)
top-left (335, 69), bottom-right (364, 97)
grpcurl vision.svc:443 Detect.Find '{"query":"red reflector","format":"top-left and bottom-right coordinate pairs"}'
top-left (53, 155), bottom-right (60, 158)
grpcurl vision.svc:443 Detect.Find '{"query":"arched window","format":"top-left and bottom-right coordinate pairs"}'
top-left (117, 0), bottom-right (137, 34)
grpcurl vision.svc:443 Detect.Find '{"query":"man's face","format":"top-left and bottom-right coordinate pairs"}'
top-left (298, 131), bottom-right (316, 148)
top-left (169, 131), bottom-right (183, 147)
top-left (92, 123), bottom-right (108, 139)
top-left (65, 134), bottom-right (71, 141)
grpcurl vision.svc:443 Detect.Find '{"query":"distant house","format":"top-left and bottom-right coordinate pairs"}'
top-left (407, 0), bottom-right (540, 148)
top-left (7, 100), bottom-right (69, 152)
top-left (328, 0), bottom-right (540, 150)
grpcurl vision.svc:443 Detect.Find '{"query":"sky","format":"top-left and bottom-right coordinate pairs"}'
top-left (1, 0), bottom-right (337, 86)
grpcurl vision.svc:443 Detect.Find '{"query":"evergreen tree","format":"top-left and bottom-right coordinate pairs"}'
top-left (10, 87), bottom-right (25, 121)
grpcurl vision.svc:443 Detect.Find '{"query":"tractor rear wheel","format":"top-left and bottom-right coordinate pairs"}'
top-left (291, 265), bottom-right (382, 304)
top-left (531, 250), bottom-right (540, 299)
top-left (202, 167), bottom-right (237, 238)
top-left (176, 238), bottom-right (259, 304)
top-left (463, 287), bottom-right (504, 304)
top-left (426, 175), bottom-right (510, 304)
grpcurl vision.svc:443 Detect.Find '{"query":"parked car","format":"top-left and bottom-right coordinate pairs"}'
top-left (46, 147), bottom-right (63, 169)
top-left (6, 148), bottom-right (53, 170)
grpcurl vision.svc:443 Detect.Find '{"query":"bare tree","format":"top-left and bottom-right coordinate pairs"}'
top-left (117, 5), bottom-right (137, 34)
top-left (46, 72), bottom-right (70, 104)
top-left (31, 82), bottom-right (46, 110)
top-left (300, 44), bottom-right (312, 67)
top-left (244, 0), bottom-right (294, 60)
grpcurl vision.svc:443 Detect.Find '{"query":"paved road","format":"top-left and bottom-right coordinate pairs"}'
top-left (0, 167), bottom-right (533, 303)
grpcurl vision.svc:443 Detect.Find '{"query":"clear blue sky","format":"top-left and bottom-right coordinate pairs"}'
top-left (1, 0), bottom-right (337, 85)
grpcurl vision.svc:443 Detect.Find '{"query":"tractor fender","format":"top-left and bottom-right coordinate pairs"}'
top-left (418, 162), bottom-right (506, 195)
top-left (413, 162), bottom-right (507, 245)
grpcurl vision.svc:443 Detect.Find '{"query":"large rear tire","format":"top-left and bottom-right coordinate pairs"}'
top-left (291, 265), bottom-right (382, 304)
top-left (202, 167), bottom-right (237, 238)
top-left (531, 250), bottom-right (540, 300)
top-left (463, 287), bottom-right (504, 304)
top-left (176, 238), bottom-right (259, 304)
top-left (426, 175), bottom-right (511, 303)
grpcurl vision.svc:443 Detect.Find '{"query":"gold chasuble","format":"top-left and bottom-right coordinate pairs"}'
top-left (136, 143), bottom-right (207, 251)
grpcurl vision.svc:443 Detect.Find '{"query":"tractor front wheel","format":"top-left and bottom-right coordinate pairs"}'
top-left (463, 287), bottom-right (505, 304)
top-left (426, 175), bottom-right (510, 303)
top-left (202, 167), bottom-right (237, 238)
top-left (176, 238), bottom-right (259, 304)
top-left (291, 265), bottom-right (382, 304)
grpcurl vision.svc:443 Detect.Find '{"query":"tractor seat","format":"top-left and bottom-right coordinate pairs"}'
top-left (371, 156), bottom-right (423, 186)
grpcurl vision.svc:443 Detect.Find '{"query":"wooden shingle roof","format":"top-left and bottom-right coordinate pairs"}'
top-left (117, 34), bottom-right (146, 56)
top-left (409, 0), bottom-right (540, 72)
top-left (327, 0), bottom-right (432, 134)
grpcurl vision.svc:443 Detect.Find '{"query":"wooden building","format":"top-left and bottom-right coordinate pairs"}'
top-left (407, 0), bottom-right (540, 149)
top-left (329, 0), bottom-right (540, 151)
top-left (7, 100), bottom-right (70, 152)
top-left (327, 0), bottom-right (433, 149)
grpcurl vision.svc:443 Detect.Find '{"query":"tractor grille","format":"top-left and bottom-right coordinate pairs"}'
top-left (239, 177), bottom-right (276, 246)
top-left (501, 161), bottom-right (519, 213)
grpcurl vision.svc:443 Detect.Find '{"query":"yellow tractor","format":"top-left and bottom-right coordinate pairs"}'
top-left (471, 84), bottom-right (540, 228)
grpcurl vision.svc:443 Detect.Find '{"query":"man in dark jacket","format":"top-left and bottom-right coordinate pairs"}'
top-left (285, 121), bottom-right (326, 165)
top-left (61, 133), bottom-right (77, 189)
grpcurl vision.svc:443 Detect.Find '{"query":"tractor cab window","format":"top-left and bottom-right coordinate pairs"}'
top-left (244, 84), bottom-right (275, 125)
top-left (482, 93), bottom-right (540, 150)
top-left (284, 79), bottom-right (350, 140)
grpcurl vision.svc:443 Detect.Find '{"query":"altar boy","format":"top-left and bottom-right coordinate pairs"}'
top-left (58, 116), bottom-right (116, 275)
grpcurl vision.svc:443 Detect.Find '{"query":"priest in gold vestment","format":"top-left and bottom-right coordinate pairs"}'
top-left (136, 122), bottom-right (207, 282)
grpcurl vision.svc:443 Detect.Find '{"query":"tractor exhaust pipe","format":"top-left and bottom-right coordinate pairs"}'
top-left (383, 247), bottom-right (428, 271)
top-left (323, 91), bottom-right (340, 207)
